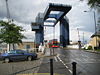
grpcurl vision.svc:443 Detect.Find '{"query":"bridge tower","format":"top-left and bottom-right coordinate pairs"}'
top-left (60, 17), bottom-right (69, 47)
top-left (31, 3), bottom-right (72, 47)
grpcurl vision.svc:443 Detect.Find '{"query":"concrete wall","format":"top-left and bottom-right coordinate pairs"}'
top-left (89, 36), bottom-right (100, 48)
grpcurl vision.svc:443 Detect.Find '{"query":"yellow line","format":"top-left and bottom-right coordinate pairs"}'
top-left (16, 73), bottom-right (64, 75)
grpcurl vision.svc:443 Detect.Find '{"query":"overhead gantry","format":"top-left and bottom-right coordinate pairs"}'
top-left (31, 3), bottom-right (72, 47)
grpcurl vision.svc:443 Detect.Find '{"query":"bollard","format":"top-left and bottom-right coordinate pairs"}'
top-left (50, 48), bottom-right (52, 55)
top-left (72, 62), bottom-right (77, 75)
top-left (50, 59), bottom-right (53, 75)
top-left (53, 48), bottom-right (54, 55)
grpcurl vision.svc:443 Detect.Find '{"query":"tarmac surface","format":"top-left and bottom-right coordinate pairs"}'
top-left (0, 48), bottom-right (100, 75)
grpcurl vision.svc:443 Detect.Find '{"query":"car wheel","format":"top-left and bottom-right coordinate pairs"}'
top-left (4, 58), bottom-right (10, 63)
top-left (27, 56), bottom-right (32, 61)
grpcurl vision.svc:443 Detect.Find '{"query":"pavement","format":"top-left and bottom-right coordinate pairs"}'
top-left (62, 47), bottom-right (100, 54)
top-left (36, 49), bottom-right (71, 75)
top-left (1, 48), bottom-right (100, 75)
top-left (38, 48), bottom-right (100, 58)
top-left (84, 50), bottom-right (100, 54)
top-left (14, 48), bottom-right (100, 75)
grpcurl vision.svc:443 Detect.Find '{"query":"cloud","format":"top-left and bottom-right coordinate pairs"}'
top-left (70, 28), bottom-right (93, 42)
top-left (67, 1), bottom-right (95, 33)
top-left (22, 30), bottom-right (35, 37)
top-left (0, 0), bottom-right (98, 43)
top-left (0, 0), bottom-right (47, 23)
top-left (0, 17), bottom-right (34, 40)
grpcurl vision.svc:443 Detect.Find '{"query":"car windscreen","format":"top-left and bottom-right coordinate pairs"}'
top-left (8, 50), bottom-right (16, 54)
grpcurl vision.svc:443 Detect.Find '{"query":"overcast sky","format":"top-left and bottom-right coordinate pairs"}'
top-left (0, 0), bottom-right (98, 43)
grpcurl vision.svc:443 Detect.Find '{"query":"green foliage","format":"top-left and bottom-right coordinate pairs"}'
top-left (87, 46), bottom-right (93, 50)
top-left (88, 0), bottom-right (100, 7)
top-left (0, 21), bottom-right (25, 44)
top-left (96, 49), bottom-right (100, 51)
top-left (80, 0), bottom-right (100, 8)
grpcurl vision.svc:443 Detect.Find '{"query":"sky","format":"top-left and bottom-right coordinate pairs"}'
top-left (0, 0), bottom-right (98, 43)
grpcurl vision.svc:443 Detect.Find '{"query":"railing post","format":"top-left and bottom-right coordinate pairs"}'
top-left (72, 62), bottom-right (77, 75)
top-left (50, 59), bottom-right (53, 75)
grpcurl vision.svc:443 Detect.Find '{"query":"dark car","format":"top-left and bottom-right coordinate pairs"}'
top-left (0, 50), bottom-right (37, 63)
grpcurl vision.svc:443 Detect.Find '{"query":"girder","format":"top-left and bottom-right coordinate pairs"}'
top-left (44, 3), bottom-right (71, 21)
top-left (31, 3), bottom-right (72, 47)
top-left (43, 3), bottom-right (71, 26)
top-left (44, 20), bottom-right (56, 23)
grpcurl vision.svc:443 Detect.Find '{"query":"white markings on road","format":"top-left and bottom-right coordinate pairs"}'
top-left (54, 57), bottom-right (58, 62)
top-left (34, 58), bottom-right (43, 75)
top-left (57, 54), bottom-right (72, 74)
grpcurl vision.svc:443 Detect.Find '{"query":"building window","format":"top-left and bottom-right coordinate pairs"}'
top-left (25, 45), bottom-right (30, 50)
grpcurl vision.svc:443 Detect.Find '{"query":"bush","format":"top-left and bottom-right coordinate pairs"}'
top-left (87, 46), bottom-right (93, 50)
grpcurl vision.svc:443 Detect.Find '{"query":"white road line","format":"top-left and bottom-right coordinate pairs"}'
top-left (57, 54), bottom-right (72, 74)
top-left (69, 69), bottom-right (73, 73)
top-left (54, 57), bottom-right (58, 62)
top-left (34, 58), bottom-right (43, 75)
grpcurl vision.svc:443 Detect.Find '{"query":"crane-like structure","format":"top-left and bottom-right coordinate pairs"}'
top-left (31, 3), bottom-right (72, 47)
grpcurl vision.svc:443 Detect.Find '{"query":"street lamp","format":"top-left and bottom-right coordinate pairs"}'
top-left (5, 0), bottom-right (10, 21)
top-left (77, 28), bottom-right (81, 49)
top-left (84, 10), bottom-right (97, 50)
top-left (83, 32), bottom-right (84, 46)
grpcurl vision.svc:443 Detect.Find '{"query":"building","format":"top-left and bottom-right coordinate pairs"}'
top-left (97, 7), bottom-right (100, 32)
top-left (0, 43), bottom-right (7, 53)
top-left (89, 7), bottom-right (100, 49)
top-left (0, 39), bottom-right (36, 53)
top-left (89, 31), bottom-right (100, 49)
top-left (17, 40), bottom-right (36, 52)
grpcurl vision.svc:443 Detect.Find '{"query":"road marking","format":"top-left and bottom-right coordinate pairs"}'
top-left (17, 73), bottom-right (64, 75)
top-left (34, 58), bottom-right (43, 75)
top-left (57, 54), bottom-right (72, 74)
top-left (54, 57), bottom-right (58, 62)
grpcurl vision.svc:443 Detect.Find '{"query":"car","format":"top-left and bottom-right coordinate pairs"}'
top-left (0, 50), bottom-right (37, 63)
top-left (51, 45), bottom-right (59, 48)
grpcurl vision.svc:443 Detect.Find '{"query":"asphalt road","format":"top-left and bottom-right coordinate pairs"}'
top-left (36, 48), bottom-right (72, 75)
top-left (0, 48), bottom-right (100, 75)
top-left (52, 48), bottom-right (100, 75)
top-left (0, 57), bottom-right (43, 75)
top-left (37, 48), bottom-right (100, 75)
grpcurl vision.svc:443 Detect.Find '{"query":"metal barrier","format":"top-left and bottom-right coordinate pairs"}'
top-left (72, 62), bottom-right (77, 75)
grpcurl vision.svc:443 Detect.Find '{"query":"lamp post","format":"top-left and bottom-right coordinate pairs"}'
top-left (83, 32), bottom-right (84, 46)
top-left (77, 28), bottom-right (81, 50)
top-left (77, 28), bottom-right (80, 41)
top-left (84, 10), bottom-right (97, 50)
top-left (5, 0), bottom-right (10, 21)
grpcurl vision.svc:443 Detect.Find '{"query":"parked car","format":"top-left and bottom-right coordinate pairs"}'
top-left (0, 50), bottom-right (37, 63)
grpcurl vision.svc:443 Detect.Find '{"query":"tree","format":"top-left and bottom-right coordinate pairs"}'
top-left (80, 0), bottom-right (100, 8)
top-left (81, 0), bottom-right (100, 30)
top-left (87, 0), bottom-right (100, 8)
top-left (0, 21), bottom-right (25, 51)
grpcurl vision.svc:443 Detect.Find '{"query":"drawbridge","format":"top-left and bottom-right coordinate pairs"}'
top-left (31, 3), bottom-right (72, 47)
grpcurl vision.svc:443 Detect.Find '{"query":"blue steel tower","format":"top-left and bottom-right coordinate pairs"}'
top-left (60, 17), bottom-right (69, 47)
top-left (31, 3), bottom-right (72, 47)
top-left (31, 13), bottom-right (44, 45)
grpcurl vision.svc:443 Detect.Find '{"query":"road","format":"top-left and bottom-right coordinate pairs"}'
top-left (37, 48), bottom-right (100, 75)
top-left (0, 48), bottom-right (100, 75)
top-left (60, 48), bottom-right (100, 75)
top-left (0, 57), bottom-right (43, 75)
